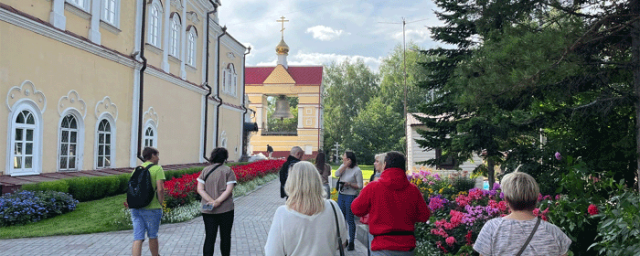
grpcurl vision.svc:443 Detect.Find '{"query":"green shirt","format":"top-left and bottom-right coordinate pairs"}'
top-left (137, 161), bottom-right (165, 210)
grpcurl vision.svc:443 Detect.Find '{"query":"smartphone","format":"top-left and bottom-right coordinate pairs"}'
top-left (202, 204), bottom-right (214, 211)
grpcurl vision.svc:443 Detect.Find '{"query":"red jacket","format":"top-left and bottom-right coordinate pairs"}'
top-left (351, 168), bottom-right (430, 251)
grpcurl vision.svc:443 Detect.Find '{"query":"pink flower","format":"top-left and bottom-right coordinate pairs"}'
top-left (533, 208), bottom-right (540, 216)
top-left (446, 236), bottom-right (456, 246)
top-left (588, 204), bottom-right (599, 215)
top-left (555, 152), bottom-right (562, 160)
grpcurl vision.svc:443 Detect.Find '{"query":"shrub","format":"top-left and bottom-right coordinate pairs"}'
top-left (0, 190), bottom-right (78, 227)
top-left (451, 176), bottom-right (476, 193)
top-left (21, 180), bottom-right (69, 194)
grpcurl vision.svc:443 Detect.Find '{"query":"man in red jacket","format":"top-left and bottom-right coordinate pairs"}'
top-left (351, 151), bottom-right (430, 255)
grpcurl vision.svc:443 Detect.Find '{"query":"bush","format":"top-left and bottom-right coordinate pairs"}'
top-left (0, 190), bottom-right (78, 227)
top-left (21, 180), bottom-right (69, 193)
top-left (451, 176), bottom-right (476, 193)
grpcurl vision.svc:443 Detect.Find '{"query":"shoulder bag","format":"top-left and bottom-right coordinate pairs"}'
top-left (516, 217), bottom-right (541, 256)
top-left (329, 200), bottom-right (346, 256)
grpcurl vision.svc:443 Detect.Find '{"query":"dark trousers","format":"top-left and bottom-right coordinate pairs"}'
top-left (202, 210), bottom-right (234, 256)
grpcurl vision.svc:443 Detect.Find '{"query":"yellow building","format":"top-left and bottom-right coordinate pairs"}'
top-left (0, 0), bottom-right (249, 176)
top-left (245, 24), bottom-right (324, 159)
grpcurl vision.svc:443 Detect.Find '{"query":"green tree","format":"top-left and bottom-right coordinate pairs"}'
top-left (323, 59), bottom-right (379, 155)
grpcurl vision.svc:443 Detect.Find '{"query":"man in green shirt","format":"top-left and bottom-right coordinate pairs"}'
top-left (131, 147), bottom-right (165, 256)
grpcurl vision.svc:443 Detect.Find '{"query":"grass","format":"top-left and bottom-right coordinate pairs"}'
top-left (0, 193), bottom-right (129, 239)
top-left (0, 173), bottom-right (278, 239)
top-left (331, 164), bottom-right (375, 181)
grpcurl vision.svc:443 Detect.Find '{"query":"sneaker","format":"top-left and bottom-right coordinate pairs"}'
top-left (347, 242), bottom-right (355, 251)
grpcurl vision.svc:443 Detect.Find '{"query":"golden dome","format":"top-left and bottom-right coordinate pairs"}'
top-left (276, 38), bottom-right (289, 54)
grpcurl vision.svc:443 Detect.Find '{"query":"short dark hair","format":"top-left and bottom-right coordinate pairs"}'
top-left (209, 147), bottom-right (228, 164)
top-left (142, 147), bottom-right (159, 161)
top-left (384, 151), bottom-right (405, 171)
top-left (345, 150), bottom-right (357, 168)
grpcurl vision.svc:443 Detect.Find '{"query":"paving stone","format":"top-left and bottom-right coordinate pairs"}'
top-left (0, 180), bottom-right (368, 256)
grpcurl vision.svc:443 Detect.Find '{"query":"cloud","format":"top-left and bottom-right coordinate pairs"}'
top-left (256, 51), bottom-right (383, 71)
top-left (305, 25), bottom-right (348, 41)
top-left (393, 29), bottom-right (431, 43)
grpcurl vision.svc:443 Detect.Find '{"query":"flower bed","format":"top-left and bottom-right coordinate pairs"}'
top-left (163, 160), bottom-right (285, 208)
top-left (0, 190), bottom-right (78, 227)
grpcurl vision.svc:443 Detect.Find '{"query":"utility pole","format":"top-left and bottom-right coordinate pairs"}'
top-left (379, 18), bottom-right (427, 154)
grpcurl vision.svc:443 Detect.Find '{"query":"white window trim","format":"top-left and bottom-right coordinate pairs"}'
top-left (148, 0), bottom-right (163, 48)
top-left (220, 130), bottom-right (227, 149)
top-left (6, 100), bottom-right (43, 176)
top-left (100, 0), bottom-right (120, 28)
top-left (94, 113), bottom-right (116, 169)
top-left (186, 28), bottom-right (197, 68)
top-left (168, 14), bottom-right (181, 59)
top-left (143, 120), bottom-right (158, 148)
top-left (66, 0), bottom-right (91, 13)
top-left (223, 64), bottom-right (237, 97)
top-left (57, 109), bottom-right (85, 172)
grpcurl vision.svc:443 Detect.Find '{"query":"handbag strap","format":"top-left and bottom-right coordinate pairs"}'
top-left (329, 200), bottom-right (346, 256)
top-left (202, 164), bottom-right (223, 182)
top-left (516, 217), bottom-right (541, 256)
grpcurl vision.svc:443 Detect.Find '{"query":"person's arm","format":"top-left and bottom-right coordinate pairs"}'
top-left (336, 164), bottom-right (347, 177)
top-left (213, 183), bottom-right (235, 207)
top-left (264, 209), bottom-right (286, 256)
top-left (351, 185), bottom-right (371, 217)
top-left (156, 179), bottom-right (165, 205)
top-left (197, 182), bottom-right (215, 204)
top-left (344, 169), bottom-right (363, 190)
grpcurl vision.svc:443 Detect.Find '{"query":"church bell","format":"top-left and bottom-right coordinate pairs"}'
top-left (272, 95), bottom-right (294, 120)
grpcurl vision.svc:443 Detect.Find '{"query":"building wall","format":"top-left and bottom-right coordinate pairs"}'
top-left (408, 125), bottom-right (482, 172)
top-left (0, 0), bottom-right (248, 176)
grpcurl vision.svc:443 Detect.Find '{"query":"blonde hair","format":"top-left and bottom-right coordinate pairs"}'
top-left (285, 161), bottom-right (326, 215)
top-left (374, 153), bottom-right (386, 163)
top-left (501, 171), bottom-right (539, 211)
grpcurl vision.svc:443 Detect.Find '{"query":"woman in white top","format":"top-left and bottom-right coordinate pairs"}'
top-left (473, 171), bottom-right (571, 256)
top-left (335, 150), bottom-right (363, 251)
top-left (265, 161), bottom-right (348, 256)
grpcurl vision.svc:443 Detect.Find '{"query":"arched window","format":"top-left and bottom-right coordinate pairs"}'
top-left (96, 118), bottom-right (114, 168)
top-left (59, 114), bottom-right (81, 171)
top-left (220, 130), bottom-right (227, 148)
top-left (224, 63), bottom-right (237, 96)
top-left (66, 0), bottom-right (90, 12)
top-left (11, 110), bottom-right (37, 172)
top-left (186, 27), bottom-right (198, 67)
top-left (148, 0), bottom-right (163, 47)
top-left (168, 13), bottom-right (181, 58)
top-left (101, 0), bottom-right (120, 27)
top-left (144, 123), bottom-right (157, 148)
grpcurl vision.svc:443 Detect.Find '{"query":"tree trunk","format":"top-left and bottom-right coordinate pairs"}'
top-left (488, 157), bottom-right (495, 188)
top-left (633, 0), bottom-right (640, 192)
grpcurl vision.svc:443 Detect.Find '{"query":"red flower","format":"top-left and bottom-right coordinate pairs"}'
top-left (465, 230), bottom-right (473, 245)
top-left (446, 236), bottom-right (456, 246)
top-left (588, 204), bottom-right (598, 215)
top-left (123, 201), bottom-right (129, 208)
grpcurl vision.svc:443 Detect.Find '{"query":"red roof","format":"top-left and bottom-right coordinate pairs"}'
top-left (245, 66), bottom-right (323, 85)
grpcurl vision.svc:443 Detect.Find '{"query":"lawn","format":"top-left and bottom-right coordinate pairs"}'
top-left (0, 193), bottom-right (129, 239)
top-left (331, 164), bottom-right (375, 181)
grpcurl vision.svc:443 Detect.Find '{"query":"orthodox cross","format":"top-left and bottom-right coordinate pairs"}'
top-left (333, 142), bottom-right (340, 164)
top-left (276, 16), bottom-right (289, 38)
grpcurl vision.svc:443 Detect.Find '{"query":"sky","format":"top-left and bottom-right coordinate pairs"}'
top-left (217, 0), bottom-right (444, 72)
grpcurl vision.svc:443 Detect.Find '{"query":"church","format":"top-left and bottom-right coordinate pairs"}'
top-left (245, 17), bottom-right (324, 159)
top-left (0, 0), bottom-right (249, 177)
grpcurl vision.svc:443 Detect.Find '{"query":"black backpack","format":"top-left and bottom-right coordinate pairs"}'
top-left (127, 164), bottom-right (156, 209)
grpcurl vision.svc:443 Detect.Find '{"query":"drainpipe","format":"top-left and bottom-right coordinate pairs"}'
top-left (215, 26), bottom-right (227, 147)
top-left (136, 0), bottom-right (148, 161)
top-left (241, 46), bottom-right (251, 156)
top-left (202, 1), bottom-right (218, 162)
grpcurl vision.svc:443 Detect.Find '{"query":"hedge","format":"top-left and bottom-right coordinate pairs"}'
top-left (19, 164), bottom-right (251, 202)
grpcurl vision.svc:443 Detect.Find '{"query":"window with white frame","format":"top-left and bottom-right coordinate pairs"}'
top-left (59, 114), bottom-right (80, 171)
top-left (12, 110), bottom-right (37, 171)
top-left (223, 63), bottom-right (237, 96)
top-left (168, 14), bottom-right (181, 58)
top-left (96, 119), bottom-right (113, 168)
top-left (220, 131), bottom-right (227, 148)
top-left (186, 27), bottom-right (197, 67)
top-left (148, 1), bottom-right (163, 48)
top-left (101, 0), bottom-right (120, 26)
top-left (66, 0), bottom-right (90, 11)
top-left (144, 125), bottom-right (157, 148)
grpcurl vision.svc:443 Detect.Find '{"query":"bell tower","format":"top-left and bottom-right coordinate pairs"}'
top-left (244, 16), bottom-right (324, 159)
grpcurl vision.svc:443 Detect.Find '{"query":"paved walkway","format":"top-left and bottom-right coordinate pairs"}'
top-left (0, 180), bottom-right (368, 256)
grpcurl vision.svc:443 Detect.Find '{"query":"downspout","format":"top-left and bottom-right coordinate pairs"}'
top-left (241, 46), bottom-right (251, 156)
top-left (202, 1), bottom-right (218, 162)
top-left (318, 82), bottom-right (322, 155)
top-left (136, 0), bottom-right (148, 161)
top-left (215, 26), bottom-right (227, 147)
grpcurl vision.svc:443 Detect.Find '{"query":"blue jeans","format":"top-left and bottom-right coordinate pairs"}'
top-left (338, 193), bottom-right (357, 244)
top-left (130, 208), bottom-right (163, 241)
